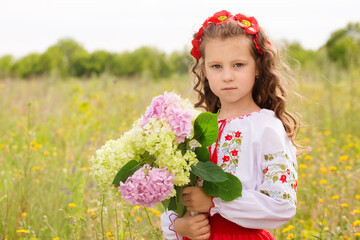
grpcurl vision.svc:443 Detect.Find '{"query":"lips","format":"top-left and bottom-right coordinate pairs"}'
top-left (222, 87), bottom-right (237, 90)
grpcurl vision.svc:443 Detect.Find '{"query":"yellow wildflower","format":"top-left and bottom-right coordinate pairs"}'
top-left (353, 209), bottom-right (360, 214)
top-left (22, 212), bottom-right (27, 217)
top-left (355, 195), bottom-right (360, 199)
top-left (329, 166), bottom-right (337, 171)
top-left (282, 225), bottom-right (294, 233)
top-left (353, 220), bottom-right (360, 227)
top-left (339, 155), bottom-right (348, 162)
top-left (16, 229), bottom-right (29, 234)
top-left (32, 166), bottom-right (40, 171)
top-left (320, 167), bottom-right (327, 174)
top-left (345, 166), bottom-right (351, 170)
top-left (136, 217), bottom-right (143, 222)
top-left (299, 164), bottom-right (307, 169)
top-left (332, 195), bottom-right (340, 200)
top-left (319, 198), bottom-right (324, 203)
top-left (53, 237), bottom-right (59, 240)
top-left (68, 203), bottom-right (76, 208)
top-left (286, 233), bottom-right (294, 239)
top-left (304, 138), bottom-right (310, 143)
top-left (325, 131), bottom-right (331, 136)
top-left (341, 203), bottom-right (349, 208)
top-left (320, 180), bottom-right (327, 185)
top-left (305, 155), bottom-right (312, 160)
top-left (44, 151), bottom-right (50, 156)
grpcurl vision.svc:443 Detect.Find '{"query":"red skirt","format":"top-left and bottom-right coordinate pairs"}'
top-left (184, 214), bottom-right (275, 240)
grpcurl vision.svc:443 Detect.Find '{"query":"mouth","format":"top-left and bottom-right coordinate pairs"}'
top-left (222, 87), bottom-right (237, 90)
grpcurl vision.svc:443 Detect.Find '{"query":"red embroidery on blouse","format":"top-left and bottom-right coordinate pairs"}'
top-left (234, 131), bottom-right (242, 138)
top-left (231, 149), bottom-right (238, 156)
top-left (222, 155), bottom-right (230, 162)
top-left (209, 197), bottom-right (216, 217)
top-left (279, 174), bottom-right (287, 183)
top-left (168, 213), bottom-right (180, 240)
top-left (225, 134), bottom-right (232, 141)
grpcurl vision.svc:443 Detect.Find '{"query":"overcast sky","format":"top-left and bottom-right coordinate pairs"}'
top-left (0, 0), bottom-right (359, 58)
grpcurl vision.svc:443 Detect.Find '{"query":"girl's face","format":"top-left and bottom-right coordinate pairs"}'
top-left (203, 36), bottom-right (258, 111)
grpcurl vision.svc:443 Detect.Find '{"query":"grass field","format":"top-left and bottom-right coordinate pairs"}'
top-left (0, 70), bottom-right (360, 239)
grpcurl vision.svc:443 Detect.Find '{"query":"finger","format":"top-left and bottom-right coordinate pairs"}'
top-left (182, 187), bottom-right (193, 195)
top-left (193, 213), bottom-right (209, 222)
top-left (196, 224), bottom-right (211, 237)
top-left (193, 232), bottom-right (211, 240)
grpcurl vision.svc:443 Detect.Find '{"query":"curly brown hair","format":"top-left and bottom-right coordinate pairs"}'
top-left (191, 20), bottom-right (300, 145)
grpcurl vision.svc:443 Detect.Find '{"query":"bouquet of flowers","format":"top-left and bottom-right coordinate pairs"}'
top-left (90, 91), bottom-right (242, 216)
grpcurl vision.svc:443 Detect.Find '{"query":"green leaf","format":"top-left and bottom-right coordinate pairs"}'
top-left (203, 173), bottom-right (242, 201)
top-left (161, 199), bottom-right (170, 209)
top-left (168, 187), bottom-right (186, 217)
top-left (222, 142), bottom-right (228, 148)
top-left (112, 160), bottom-right (142, 186)
top-left (178, 138), bottom-right (190, 156)
top-left (194, 146), bottom-right (210, 162)
top-left (193, 112), bottom-right (219, 147)
top-left (191, 161), bottom-right (228, 182)
top-left (273, 176), bottom-right (279, 182)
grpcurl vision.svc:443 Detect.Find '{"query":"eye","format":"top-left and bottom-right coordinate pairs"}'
top-left (211, 64), bottom-right (221, 69)
top-left (234, 63), bottom-right (243, 68)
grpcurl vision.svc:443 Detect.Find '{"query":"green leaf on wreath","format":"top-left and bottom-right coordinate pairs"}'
top-left (193, 112), bottom-right (219, 147)
top-left (191, 161), bottom-right (228, 182)
top-left (203, 172), bottom-right (242, 201)
top-left (195, 146), bottom-right (210, 162)
top-left (112, 160), bottom-right (142, 186)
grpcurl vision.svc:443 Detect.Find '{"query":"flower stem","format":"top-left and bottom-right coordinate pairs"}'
top-left (144, 207), bottom-right (161, 240)
top-left (101, 194), bottom-right (105, 240)
top-left (114, 209), bottom-right (120, 240)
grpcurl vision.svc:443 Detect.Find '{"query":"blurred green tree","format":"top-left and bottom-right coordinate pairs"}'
top-left (325, 22), bottom-right (360, 68)
top-left (0, 55), bottom-right (14, 78)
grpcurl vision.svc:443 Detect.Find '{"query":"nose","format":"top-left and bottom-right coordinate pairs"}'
top-left (222, 67), bottom-right (234, 82)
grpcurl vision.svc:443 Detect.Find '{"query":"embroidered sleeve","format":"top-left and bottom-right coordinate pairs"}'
top-left (161, 210), bottom-right (183, 240)
top-left (260, 150), bottom-right (298, 206)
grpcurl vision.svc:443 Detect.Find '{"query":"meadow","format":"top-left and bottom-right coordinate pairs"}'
top-left (1, 68), bottom-right (360, 239)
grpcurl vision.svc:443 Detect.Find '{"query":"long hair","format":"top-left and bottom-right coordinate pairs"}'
top-left (192, 20), bottom-right (301, 145)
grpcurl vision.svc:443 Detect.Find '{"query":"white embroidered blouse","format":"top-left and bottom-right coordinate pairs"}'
top-left (161, 109), bottom-right (298, 240)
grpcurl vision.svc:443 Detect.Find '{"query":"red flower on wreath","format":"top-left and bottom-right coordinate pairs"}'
top-left (234, 14), bottom-right (260, 34)
top-left (203, 10), bottom-right (234, 27)
top-left (222, 155), bottom-right (230, 162)
top-left (191, 10), bottom-right (234, 60)
top-left (225, 134), bottom-right (232, 141)
top-left (279, 174), bottom-right (287, 183)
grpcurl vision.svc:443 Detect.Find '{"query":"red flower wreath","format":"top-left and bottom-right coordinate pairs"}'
top-left (191, 10), bottom-right (268, 59)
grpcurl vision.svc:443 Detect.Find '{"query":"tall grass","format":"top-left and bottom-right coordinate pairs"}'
top-left (0, 70), bottom-right (359, 239)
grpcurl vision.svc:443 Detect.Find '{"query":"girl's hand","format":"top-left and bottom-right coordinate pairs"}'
top-left (182, 186), bottom-right (213, 213)
top-left (174, 211), bottom-right (211, 240)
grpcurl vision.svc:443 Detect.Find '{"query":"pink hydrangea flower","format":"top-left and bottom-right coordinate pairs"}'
top-left (140, 91), bottom-right (193, 143)
top-left (118, 164), bottom-right (175, 208)
top-left (167, 107), bottom-right (193, 143)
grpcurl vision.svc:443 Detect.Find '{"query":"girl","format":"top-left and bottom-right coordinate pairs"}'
top-left (161, 10), bottom-right (298, 240)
